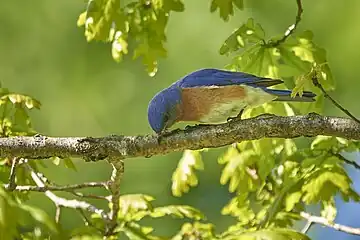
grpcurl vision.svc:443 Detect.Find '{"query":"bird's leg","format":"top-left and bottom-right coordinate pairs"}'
top-left (227, 109), bottom-right (245, 122)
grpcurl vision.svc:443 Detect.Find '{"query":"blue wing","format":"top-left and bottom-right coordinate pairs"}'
top-left (176, 68), bottom-right (283, 88)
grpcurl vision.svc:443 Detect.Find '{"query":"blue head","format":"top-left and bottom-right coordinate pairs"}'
top-left (147, 86), bottom-right (182, 133)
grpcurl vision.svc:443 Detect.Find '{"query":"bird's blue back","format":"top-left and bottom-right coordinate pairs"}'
top-left (174, 68), bottom-right (273, 89)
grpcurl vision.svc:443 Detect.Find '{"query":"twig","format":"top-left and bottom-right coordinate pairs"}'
top-left (312, 75), bottom-right (360, 124)
top-left (78, 209), bottom-right (104, 233)
top-left (300, 212), bottom-right (360, 236)
top-left (105, 157), bottom-right (124, 236)
top-left (4, 181), bottom-right (109, 192)
top-left (7, 157), bottom-right (19, 190)
top-left (0, 114), bottom-right (359, 161)
top-left (67, 191), bottom-right (108, 200)
top-left (273, 0), bottom-right (303, 45)
top-left (23, 162), bottom-right (110, 222)
top-left (301, 220), bottom-right (313, 234)
top-left (334, 153), bottom-right (360, 170)
top-left (55, 206), bottom-right (62, 223)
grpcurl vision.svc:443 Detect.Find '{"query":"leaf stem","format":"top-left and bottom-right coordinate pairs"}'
top-left (311, 75), bottom-right (360, 124)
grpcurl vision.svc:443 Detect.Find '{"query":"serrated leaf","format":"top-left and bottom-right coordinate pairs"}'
top-left (171, 150), bottom-right (204, 197)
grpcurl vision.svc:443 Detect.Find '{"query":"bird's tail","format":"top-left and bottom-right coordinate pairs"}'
top-left (266, 89), bottom-right (316, 102)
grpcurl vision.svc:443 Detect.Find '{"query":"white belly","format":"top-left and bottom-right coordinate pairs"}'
top-left (198, 85), bottom-right (276, 124)
top-left (198, 100), bottom-right (246, 123)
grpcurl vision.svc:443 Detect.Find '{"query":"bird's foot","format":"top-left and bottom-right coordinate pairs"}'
top-left (227, 116), bottom-right (241, 122)
top-left (227, 109), bottom-right (245, 123)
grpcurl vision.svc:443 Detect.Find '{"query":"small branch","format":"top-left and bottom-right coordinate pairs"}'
top-left (312, 75), bottom-right (360, 124)
top-left (301, 220), bottom-right (313, 234)
top-left (4, 181), bottom-right (109, 192)
top-left (300, 212), bottom-right (360, 236)
top-left (105, 157), bottom-right (124, 236)
top-left (7, 157), bottom-right (19, 191)
top-left (273, 0), bottom-right (303, 45)
top-left (0, 114), bottom-right (358, 161)
top-left (68, 191), bottom-right (108, 200)
top-left (23, 162), bottom-right (110, 221)
top-left (334, 153), bottom-right (360, 170)
top-left (55, 206), bottom-right (62, 223)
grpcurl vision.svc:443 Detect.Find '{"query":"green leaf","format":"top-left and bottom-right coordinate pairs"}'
top-left (302, 165), bottom-right (353, 203)
top-left (223, 228), bottom-right (310, 240)
top-left (82, 0), bottom-right (120, 42)
top-left (171, 150), bottom-right (204, 197)
top-left (210, 0), bottom-right (244, 21)
top-left (150, 205), bottom-right (205, 220)
top-left (63, 158), bottom-right (77, 171)
top-left (19, 204), bottom-right (59, 234)
top-left (118, 194), bottom-right (154, 221)
top-left (221, 193), bottom-right (255, 225)
top-left (121, 222), bottom-right (159, 240)
top-left (219, 147), bottom-right (258, 193)
top-left (220, 18), bottom-right (265, 55)
top-left (0, 188), bottom-right (20, 240)
top-left (285, 191), bottom-right (302, 212)
top-left (173, 222), bottom-right (216, 240)
top-left (321, 198), bottom-right (337, 222)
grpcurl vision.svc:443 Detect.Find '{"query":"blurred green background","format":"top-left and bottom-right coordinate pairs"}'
top-left (1, 0), bottom-right (360, 238)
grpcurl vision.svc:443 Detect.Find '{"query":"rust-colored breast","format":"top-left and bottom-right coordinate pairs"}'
top-left (178, 85), bottom-right (247, 122)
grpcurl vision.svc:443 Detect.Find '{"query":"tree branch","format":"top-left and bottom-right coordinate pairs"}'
top-left (23, 162), bottom-right (110, 221)
top-left (7, 157), bottom-right (19, 190)
top-left (4, 181), bottom-right (109, 192)
top-left (300, 212), bottom-right (360, 236)
top-left (105, 157), bottom-right (124, 236)
top-left (0, 114), bottom-right (358, 161)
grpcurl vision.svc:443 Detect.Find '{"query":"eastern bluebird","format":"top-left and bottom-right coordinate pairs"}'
top-left (147, 68), bottom-right (316, 134)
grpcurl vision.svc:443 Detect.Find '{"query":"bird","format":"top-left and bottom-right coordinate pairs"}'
top-left (147, 68), bottom-right (316, 134)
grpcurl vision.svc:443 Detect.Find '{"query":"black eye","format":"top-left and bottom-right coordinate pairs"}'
top-left (163, 114), bottom-right (169, 123)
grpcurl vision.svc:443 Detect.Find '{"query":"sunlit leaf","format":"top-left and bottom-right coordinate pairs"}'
top-left (150, 205), bottom-right (205, 220)
top-left (221, 193), bottom-right (255, 225)
top-left (219, 147), bottom-right (258, 193)
top-left (321, 198), bottom-right (337, 222)
top-left (121, 222), bottom-right (159, 240)
top-left (172, 222), bottom-right (216, 240)
top-left (171, 150), bottom-right (204, 197)
top-left (222, 228), bottom-right (310, 240)
top-left (302, 165), bottom-right (353, 203)
top-left (118, 194), bottom-right (154, 221)
top-left (220, 18), bottom-right (264, 55)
